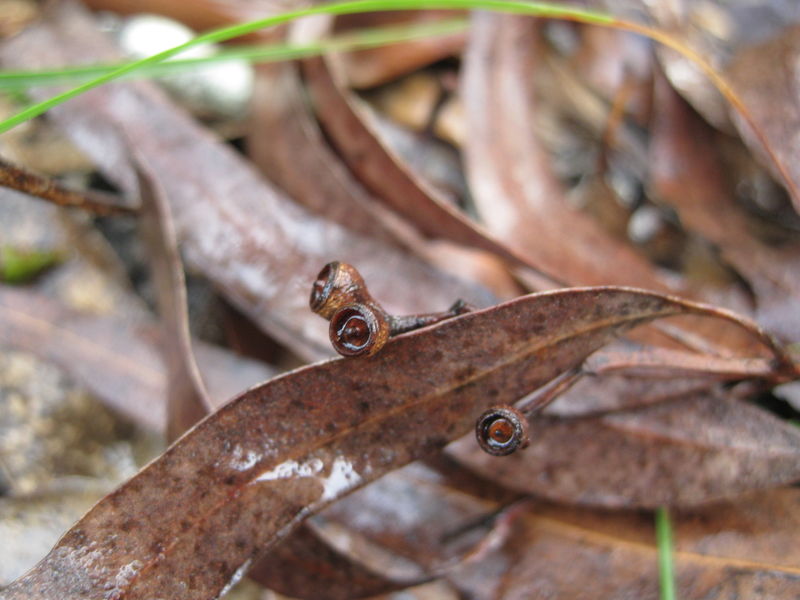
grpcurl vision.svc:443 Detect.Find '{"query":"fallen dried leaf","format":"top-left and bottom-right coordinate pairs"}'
top-left (0, 286), bottom-right (748, 599)
top-left (249, 60), bottom-right (412, 243)
top-left (249, 59), bottom-right (523, 301)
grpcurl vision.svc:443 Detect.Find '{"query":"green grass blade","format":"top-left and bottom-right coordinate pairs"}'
top-left (656, 506), bottom-right (677, 600)
top-left (0, 17), bottom-right (468, 90)
top-left (0, 247), bottom-right (61, 283)
top-left (0, 0), bottom-right (613, 133)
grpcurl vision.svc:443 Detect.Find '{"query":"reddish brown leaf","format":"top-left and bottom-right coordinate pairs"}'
top-left (0, 286), bottom-right (746, 599)
top-left (449, 392), bottom-right (800, 508)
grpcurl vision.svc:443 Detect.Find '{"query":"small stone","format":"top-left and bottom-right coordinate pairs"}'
top-left (117, 14), bottom-right (253, 120)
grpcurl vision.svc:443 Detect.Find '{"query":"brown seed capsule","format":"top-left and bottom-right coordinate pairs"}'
top-left (329, 303), bottom-right (391, 357)
top-left (312, 261), bottom-right (474, 357)
top-left (310, 261), bottom-right (371, 320)
top-left (475, 405), bottom-right (529, 456)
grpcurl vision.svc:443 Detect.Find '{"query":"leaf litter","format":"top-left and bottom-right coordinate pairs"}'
top-left (1, 1), bottom-right (800, 599)
top-left (1, 2), bottom-right (497, 360)
top-left (2, 284), bottom-right (783, 599)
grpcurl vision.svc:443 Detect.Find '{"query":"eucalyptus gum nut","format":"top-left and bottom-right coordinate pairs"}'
top-left (310, 262), bottom-right (373, 320)
top-left (312, 262), bottom-right (478, 358)
top-left (475, 405), bottom-right (529, 457)
top-left (329, 303), bottom-right (390, 358)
